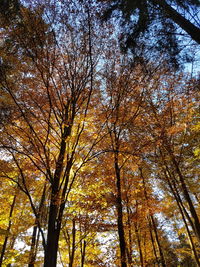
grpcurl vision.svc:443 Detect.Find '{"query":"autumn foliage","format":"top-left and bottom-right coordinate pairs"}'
top-left (0, 0), bottom-right (200, 266)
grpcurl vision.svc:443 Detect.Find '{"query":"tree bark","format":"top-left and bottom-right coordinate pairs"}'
top-left (114, 154), bottom-right (127, 267)
top-left (44, 124), bottom-right (72, 266)
top-left (28, 225), bottom-right (38, 267)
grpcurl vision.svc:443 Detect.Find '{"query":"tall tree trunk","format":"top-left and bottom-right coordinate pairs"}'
top-left (44, 192), bottom-right (60, 266)
top-left (114, 154), bottom-right (127, 267)
top-left (126, 203), bottom-right (133, 266)
top-left (28, 225), bottom-right (38, 267)
top-left (166, 147), bottom-right (200, 243)
top-left (44, 124), bottom-right (72, 266)
top-left (29, 183), bottom-right (47, 267)
top-left (133, 210), bottom-right (144, 267)
top-left (175, 193), bottom-right (200, 266)
top-left (143, 231), bottom-right (147, 267)
top-left (150, 215), bottom-right (166, 267)
top-left (0, 194), bottom-right (16, 266)
top-left (148, 216), bottom-right (159, 266)
top-left (140, 168), bottom-right (166, 267)
top-left (81, 240), bottom-right (86, 267)
top-left (164, 168), bottom-right (200, 266)
top-left (5, 234), bottom-right (16, 267)
top-left (69, 219), bottom-right (76, 267)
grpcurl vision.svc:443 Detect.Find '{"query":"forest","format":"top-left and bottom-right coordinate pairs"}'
top-left (0, 0), bottom-right (199, 266)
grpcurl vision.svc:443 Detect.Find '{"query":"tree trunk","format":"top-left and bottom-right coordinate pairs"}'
top-left (150, 216), bottom-right (166, 267)
top-left (168, 149), bottom-right (200, 242)
top-left (0, 194), bottom-right (16, 266)
top-left (29, 183), bottom-right (46, 267)
top-left (28, 225), bottom-right (38, 267)
top-left (175, 193), bottom-right (200, 266)
top-left (81, 240), bottom-right (86, 267)
top-left (140, 168), bottom-right (166, 267)
top-left (114, 154), bottom-right (127, 267)
top-left (44, 124), bottom-right (72, 266)
top-left (126, 203), bottom-right (134, 266)
top-left (164, 168), bottom-right (200, 266)
top-left (133, 210), bottom-right (144, 267)
top-left (148, 216), bottom-right (159, 266)
top-left (69, 219), bottom-right (76, 267)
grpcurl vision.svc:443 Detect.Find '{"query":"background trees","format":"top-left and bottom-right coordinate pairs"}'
top-left (0, 0), bottom-right (199, 266)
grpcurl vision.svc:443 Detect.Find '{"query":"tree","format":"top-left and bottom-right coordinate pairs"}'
top-left (99, 60), bottom-right (145, 266)
top-left (139, 68), bottom-right (200, 264)
top-left (0, 0), bottom-right (104, 265)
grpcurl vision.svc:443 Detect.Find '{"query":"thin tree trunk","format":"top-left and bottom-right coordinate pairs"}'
top-left (29, 183), bottom-right (47, 267)
top-left (175, 194), bottom-right (200, 266)
top-left (69, 219), bottom-right (76, 267)
top-left (148, 216), bottom-right (159, 266)
top-left (81, 240), bottom-right (86, 267)
top-left (164, 168), bottom-right (200, 266)
top-left (143, 231), bottom-right (147, 267)
top-left (140, 168), bottom-right (166, 267)
top-left (167, 147), bottom-right (200, 243)
top-left (0, 194), bottom-right (16, 266)
top-left (133, 215), bottom-right (144, 267)
top-left (114, 153), bottom-right (127, 267)
top-left (28, 225), bottom-right (38, 267)
top-left (150, 215), bottom-right (166, 267)
top-left (139, 168), bottom-right (162, 266)
top-left (126, 203), bottom-right (134, 266)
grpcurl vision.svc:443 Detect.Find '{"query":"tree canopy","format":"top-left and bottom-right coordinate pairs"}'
top-left (0, 0), bottom-right (200, 266)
